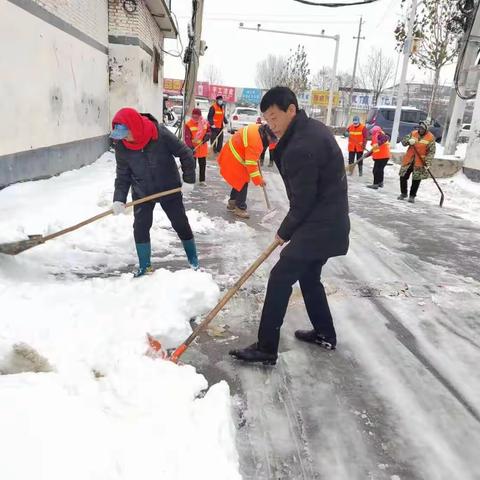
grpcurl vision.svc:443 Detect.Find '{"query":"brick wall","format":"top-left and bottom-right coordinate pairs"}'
top-left (108, 0), bottom-right (164, 55)
top-left (31, 0), bottom-right (108, 45)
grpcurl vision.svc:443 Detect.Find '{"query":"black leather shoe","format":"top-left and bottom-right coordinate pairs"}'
top-left (229, 343), bottom-right (277, 365)
top-left (294, 329), bottom-right (336, 350)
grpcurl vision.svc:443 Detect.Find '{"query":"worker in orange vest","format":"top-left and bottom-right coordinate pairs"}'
top-left (207, 95), bottom-right (228, 154)
top-left (398, 120), bottom-right (436, 203)
top-left (184, 108), bottom-right (211, 186)
top-left (346, 115), bottom-right (367, 176)
top-left (218, 123), bottom-right (277, 219)
top-left (364, 126), bottom-right (391, 189)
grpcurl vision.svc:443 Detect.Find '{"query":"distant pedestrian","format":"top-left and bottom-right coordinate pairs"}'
top-left (208, 95), bottom-right (228, 154)
top-left (110, 107), bottom-right (199, 276)
top-left (184, 108), bottom-right (211, 186)
top-left (364, 126), bottom-right (391, 189)
top-left (398, 120), bottom-right (436, 203)
top-left (346, 115), bottom-right (367, 176)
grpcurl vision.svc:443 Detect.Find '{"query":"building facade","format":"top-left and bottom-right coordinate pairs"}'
top-left (0, 0), bottom-right (176, 188)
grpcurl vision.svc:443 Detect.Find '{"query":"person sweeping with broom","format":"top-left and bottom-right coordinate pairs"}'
top-left (110, 107), bottom-right (199, 277)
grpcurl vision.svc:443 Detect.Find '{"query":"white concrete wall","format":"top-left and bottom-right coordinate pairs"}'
top-left (109, 45), bottom-right (164, 122)
top-left (137, 48), bottom-right (164, 121)
top-left (108, 0), bottom-right (165, 122)
top-left (464, 81), bottom-right (480, 179)
top-left (0, 0), bottom-right (109, 156)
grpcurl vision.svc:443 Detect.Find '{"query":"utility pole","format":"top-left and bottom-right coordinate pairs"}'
top-left (239, 24), bottom-right (340, 126)
top-left (390, 0), bottom-right (418, 147)
top-left (184, 0), bottom-right (205, 115)
top-left (346, 17), bottom-right (364, 125)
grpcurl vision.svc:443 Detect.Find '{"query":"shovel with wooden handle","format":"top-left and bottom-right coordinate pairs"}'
top-left (411, 143), bottom-right (445, 207)
top-left (0, 187), bottom-right (182, 255)
top-left (147, 239), bottom-right (282, 363)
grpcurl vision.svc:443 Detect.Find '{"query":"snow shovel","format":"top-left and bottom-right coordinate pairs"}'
top-left (0, 187), bottom-right (182, 255)
top-left (147, 239), bottom-right (282, 363)
top-left (411, 144), bottom-right (445, 207)
top-left (425, 167), bottom-right (445, 207)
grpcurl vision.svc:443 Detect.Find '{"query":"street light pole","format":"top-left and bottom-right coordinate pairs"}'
top-left (390, 0), bottom-right (418, 146)
top-left (346, 17), bottom-right (364, 125)
top-left (239, 24), bottom-right (340, 126)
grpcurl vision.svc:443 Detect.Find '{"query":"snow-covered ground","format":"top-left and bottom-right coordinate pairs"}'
top-left (0, 153), bottom-right (242, 480)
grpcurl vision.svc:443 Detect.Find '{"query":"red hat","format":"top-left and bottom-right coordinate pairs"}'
top-left (192, 108), bottom-right (202, 116)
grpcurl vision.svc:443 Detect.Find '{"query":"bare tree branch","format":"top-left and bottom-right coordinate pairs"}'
top-left (360, 48), bottom-right (395, 105)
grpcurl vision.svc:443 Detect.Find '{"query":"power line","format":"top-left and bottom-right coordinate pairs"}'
top-left (292, 0), bottom-right (381, 6)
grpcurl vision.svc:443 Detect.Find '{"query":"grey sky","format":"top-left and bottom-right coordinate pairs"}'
top-left (164, 0), bottom-right (456, 90)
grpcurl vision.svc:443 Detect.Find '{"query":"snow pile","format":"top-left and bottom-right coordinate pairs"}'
top-left (0, 153), bottom-right (242, 480)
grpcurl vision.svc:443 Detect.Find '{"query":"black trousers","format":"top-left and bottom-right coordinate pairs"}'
top-left (257, 256), bottom-right (335, 355)
top-left (348, 151), bottom-right (363, 173)
top-left (133, 193), bottom-right (193, 243)
top-left (230, 183), bottom-right (248, 210)
top-left (373, 159), bottom-right (389, 185)
top-left (211, 128), bottom-right (224, 153)
top-left (196, 157), bottom-right (206, 182)
top-left (400, 163), bottom-right (421, 197)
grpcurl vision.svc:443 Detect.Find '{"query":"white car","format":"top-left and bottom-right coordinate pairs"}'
top-left (459, 123), bottom-right (471, 142)
top-left (229, 107), bottom-right (262, 133)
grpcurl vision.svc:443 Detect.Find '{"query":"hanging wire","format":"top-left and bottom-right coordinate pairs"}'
top-left (292, 0), bottom-right (381, 6)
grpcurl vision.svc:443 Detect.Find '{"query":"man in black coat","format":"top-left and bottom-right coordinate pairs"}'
top-left (230, 87), bottom-right (350, 365)
top-left (110, 107), bottom-right (198, 277)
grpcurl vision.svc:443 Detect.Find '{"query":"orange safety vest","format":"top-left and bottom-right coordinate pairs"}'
top-left (186, 118), bottom-right (209, 158)
top-left (212, 103), bottom-right (225, 129)
top-left (371, 130), bottom-right (391, 160)
top-left (217, 124), bottom-right (264, 191)
top-left (347, 123), bottom-right (366, 153)
top-left (402, 130), bottom-right (435, 168)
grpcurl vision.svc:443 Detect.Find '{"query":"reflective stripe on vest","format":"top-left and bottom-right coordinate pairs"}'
top-left (228, 139), bottom-right (246, 165)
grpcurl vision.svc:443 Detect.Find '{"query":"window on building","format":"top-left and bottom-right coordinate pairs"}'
top-left (153, 47), bottom-right (160, 84)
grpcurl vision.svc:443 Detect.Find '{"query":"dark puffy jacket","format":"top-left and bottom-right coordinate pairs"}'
top-left (275, 110), bottom-right (350, 260)
top-left (113, 115), bottom-right (195, 202)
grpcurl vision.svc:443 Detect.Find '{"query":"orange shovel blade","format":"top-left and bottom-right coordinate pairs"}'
top-left (146, 333), bottom-right (168, 359)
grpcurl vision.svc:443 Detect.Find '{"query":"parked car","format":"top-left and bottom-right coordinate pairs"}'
top-left (365, 106), bottom-right (443, 143)
top-left (458, 123), bottom-right (471, 142)
top-left (229, 107), bottom-right (262, 133)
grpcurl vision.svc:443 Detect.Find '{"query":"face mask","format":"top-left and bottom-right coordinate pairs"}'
top-left (217, 100), bottom-right (223, 106)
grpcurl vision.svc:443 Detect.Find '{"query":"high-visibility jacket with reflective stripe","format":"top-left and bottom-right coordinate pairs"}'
top-left (217, 124), bottom-right (264, 191)
top-left (347, 123), bottom-right (367, 153)
top-left (370, 129), bottom-right (391, 160)
top-left (185, 118), bottom-right (209, 158)
top-left (212, 103), bottom-right (225, 129)
top-left (402, 130), bottom-right (435, 168)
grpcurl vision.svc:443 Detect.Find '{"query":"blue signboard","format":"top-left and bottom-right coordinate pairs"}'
top-left (241, 88), bottom-right (262, 105)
